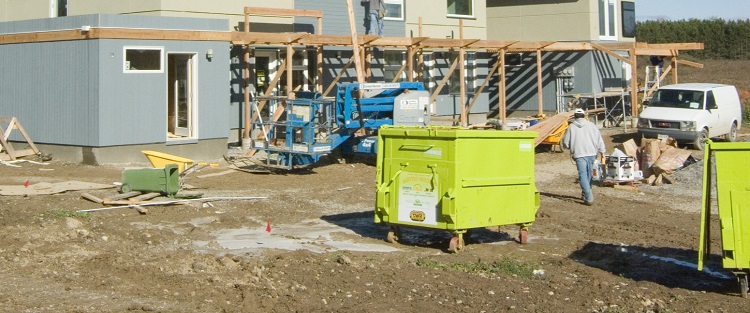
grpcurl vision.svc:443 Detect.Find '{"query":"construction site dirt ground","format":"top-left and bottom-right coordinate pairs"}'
top-left (3, 60), bottom-right (750, 312)
top-left (0, 126), bottom-right (747, 313)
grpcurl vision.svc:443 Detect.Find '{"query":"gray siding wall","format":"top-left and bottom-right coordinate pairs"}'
top-left (96, 39), bottom-right (230, 146)
top-left (0, 40), bottom-right (100, 146)
top-left (0, 15), bottom-right (230, 147)
top-left (493, 50), bottom-right (625, 115)
top-left (294, 0), bottom-right (405, 36)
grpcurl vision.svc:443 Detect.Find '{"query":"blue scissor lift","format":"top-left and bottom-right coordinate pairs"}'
top-left (250, 82), bottom-right (427, 169)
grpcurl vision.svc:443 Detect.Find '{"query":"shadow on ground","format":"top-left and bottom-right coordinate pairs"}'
top-left (570, 241), bottom-right (739, 296)
top-left (321, 211), bottom-right (517, 253)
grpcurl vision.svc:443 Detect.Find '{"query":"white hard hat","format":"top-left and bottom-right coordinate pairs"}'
top-left (574, 108), bottom-right (585, 115)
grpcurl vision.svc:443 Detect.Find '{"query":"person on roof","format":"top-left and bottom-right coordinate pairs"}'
top-left (562, 108), bottom-right (607, 206)
top-left (362, 0), bottom-right (385, 36)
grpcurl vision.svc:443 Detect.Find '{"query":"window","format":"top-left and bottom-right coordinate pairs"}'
top-left (383, 0), bottom-right (404, 20)
top-left (504, 53), bottom-right (523, 67)
top-left (124, 47), bottom-right (164, 73)
top-left (621, 2), bottom-right (636, 38)
top-left (383, 50), bottom-right (406, 82)
top-left (448, 51), bottom-right (475, 94)
top-left (55, 0), bottom-right (67, 17)
top-left (599, 0), bottom-right (617, 40)
top-left (447, 0), bottom-right (473, 18)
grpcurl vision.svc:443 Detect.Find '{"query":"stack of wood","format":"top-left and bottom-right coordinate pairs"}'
top-left (526, 111), bottom-right (574, 147)
top-left (81, 191), bottom-right (161, 214)
top-left (526, 108), bottom-right (606, 147)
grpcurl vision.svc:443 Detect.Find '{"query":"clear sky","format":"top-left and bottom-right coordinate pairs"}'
top-left (636, 0), bottom-right (750, 21)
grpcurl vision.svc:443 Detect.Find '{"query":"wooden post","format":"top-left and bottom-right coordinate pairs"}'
top-left (345, 0), bottom-right (365, 84)
top-left (417, 17), bottom-right (424, 82)
top-left (672, 52), bottom-right (679, 84)
top-left (242, 11), bottom-right (251, 140)
top-left (499, 48), bottom-right (507, 129)
top-left (407, 46), bottom-right (414, 82)
top-left (366, 47), bottom-right (372, 80)
top-left (466, 56), bottom-right (502, 113)
top-left (536, 49), bottom-right (544, 115)
top-left (630, 47), bottom-right (639, 118)
top-left (286, 45), bottom-right (293, 96)
top-left (459, 20), bottom-right (467, 127)
top-left (317, 17), bottom-right (323, 93)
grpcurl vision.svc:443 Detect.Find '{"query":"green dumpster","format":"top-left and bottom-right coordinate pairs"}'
top-left (120, 164), bottom-right (181, 197)
top-left (375, 126), bottom-right (540, 252)
top-left (698, 140), bottom-right (750, 297)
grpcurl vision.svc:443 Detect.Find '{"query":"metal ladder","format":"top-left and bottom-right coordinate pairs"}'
top-left (643, 65), bottom-right (662, 101)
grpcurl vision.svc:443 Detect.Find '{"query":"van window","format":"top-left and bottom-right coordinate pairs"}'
top-left (706, 90), bottom-right (717, 109)
top-left (649, 89), bottom-right (704, 109)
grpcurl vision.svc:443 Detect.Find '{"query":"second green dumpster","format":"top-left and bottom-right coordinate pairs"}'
top-left (375, 126), bottom-right (540, 253)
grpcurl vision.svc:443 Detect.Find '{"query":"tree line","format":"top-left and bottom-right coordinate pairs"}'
top-left (637, 19), bottom-right (750, 60)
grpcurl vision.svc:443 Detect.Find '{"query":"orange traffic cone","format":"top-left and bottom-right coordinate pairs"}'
top-left (266, 220), bottom-right (271, 233)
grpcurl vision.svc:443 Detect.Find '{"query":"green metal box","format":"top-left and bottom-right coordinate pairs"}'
top-left (699, 140), bottom-right (750, 297)
top-left (375, 126), bottom-right (539, 252)
top-left (120, 164), bottom-right (181, 197)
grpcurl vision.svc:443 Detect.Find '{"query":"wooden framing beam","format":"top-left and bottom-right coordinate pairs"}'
top-left (536, 49), bottom-right (544, 115)
top-left (324, 57), bottom-right (356, 97)
top-left (231, 32), bottom-right (308, 45)
top-left (346, 0), bottom-right (365, 84)
top-left (459, 20), bottom-right (467, 127)
top-left (676, 58), bottom-right (704, 68)
top-left (286, 44), bottom-right (293, 96)
top-left (591, 42), bottom-right (633, 65)
top-left (630, 47), bottom-right (638, 117)
top-left (407, 46), bottom-right (414, 81)
top-left (243, 13), bottom-right (251, 140)
top-left (92, 28), bottom-right (230, 41)
top-left (429, 56), bottom-right (459, 105)
top-left (244, 7), bottom-right (323, 18)
top-left (507, 41), bottom-right (555, 51)
top-left (0, 28), bottom-right (706, 57)
top-left (467, 55), bottom-right (502, 113)
top-left (391, 53), bottom-right (409, 83)
top-left (499, 48), bottom-right (507, 128)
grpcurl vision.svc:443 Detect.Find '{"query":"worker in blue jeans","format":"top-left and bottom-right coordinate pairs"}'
top-left (362, 0), bottom-right (385, 36)
top-left (562, 108), bottom-right (606, 206)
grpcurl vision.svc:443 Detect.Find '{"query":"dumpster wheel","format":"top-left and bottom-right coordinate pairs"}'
top-left (386, 226), bottom-right (401, 243)
top-left (449, 236), bottom-right (465, 253)
top-left (738, 273), bottom-right (748, 298)
top-left (519, 227), bottom-right (529, 245)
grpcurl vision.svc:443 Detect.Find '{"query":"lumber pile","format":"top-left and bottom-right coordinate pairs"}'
top-left (527, 108), bottom-right (607, 147)
top-left (526, 111), bottom-right (574, 147)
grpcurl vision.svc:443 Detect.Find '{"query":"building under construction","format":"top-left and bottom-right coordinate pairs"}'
top-left (0, 1), bottom-right (702, 164)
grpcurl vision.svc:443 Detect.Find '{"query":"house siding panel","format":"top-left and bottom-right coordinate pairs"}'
top-left (294, 0), bottom-right (404, 37)
top-left (0, 39), bottom-right (100, 146)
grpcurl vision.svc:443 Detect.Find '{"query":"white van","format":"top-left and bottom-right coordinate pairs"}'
top-left (637, 83), bottom-right (742, 150)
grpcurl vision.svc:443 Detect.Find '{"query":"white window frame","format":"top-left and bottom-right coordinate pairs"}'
top-left (166, 52), bottom-right (199, 140)
top-left (383, 50), bottom-right (407, 82)
top-left (383, 0), bottom-right (404, 21)
top-left (599, 0), bottom-right (618, 41)
top-left (447, 0), bottom-right (474, 19)
top-left (123, 46), bottom-right (165, 74)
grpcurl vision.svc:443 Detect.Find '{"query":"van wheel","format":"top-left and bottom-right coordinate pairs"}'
top-left (725, 123), bottom-right (738, 142)
top-left (694, 128), bottom-right (709, 151)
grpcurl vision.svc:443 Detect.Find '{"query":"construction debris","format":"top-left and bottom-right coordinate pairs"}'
top-left (0, 117), bottom-right (42, 161)
top-left (78, 196), bottom-right (268, 213)
top-left (0, 181), bottom-right (114, 196)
